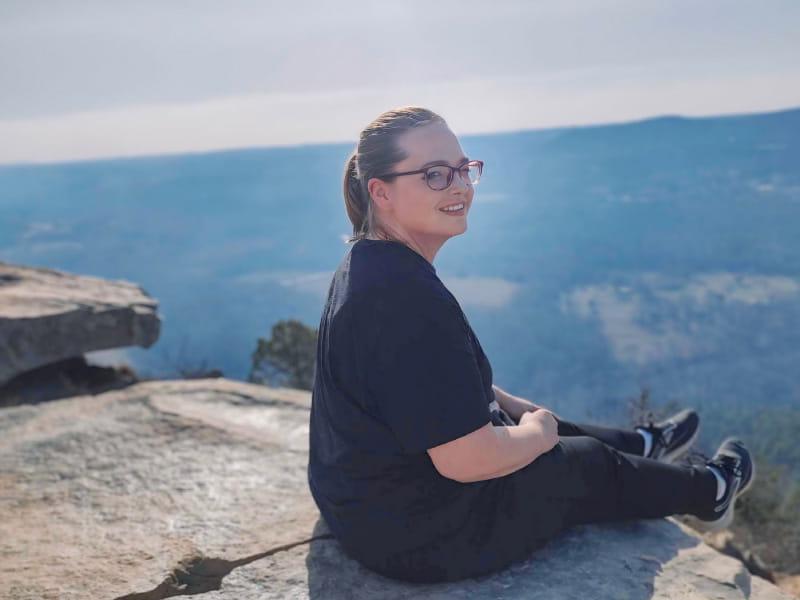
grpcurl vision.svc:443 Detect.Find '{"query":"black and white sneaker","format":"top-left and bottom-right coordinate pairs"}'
top-left (693, 437), bottom-right (756, 532)
top-left (636, 408), bottom-right (700, 464)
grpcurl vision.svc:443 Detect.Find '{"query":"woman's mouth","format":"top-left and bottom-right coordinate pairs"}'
top-left (438, 202), bottom-right (466, 216)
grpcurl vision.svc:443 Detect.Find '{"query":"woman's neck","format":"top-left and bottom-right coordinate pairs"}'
top-left (364, 231), bottom-right (441, 266)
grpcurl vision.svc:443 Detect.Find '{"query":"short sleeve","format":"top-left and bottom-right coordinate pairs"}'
top-left (365, 288), bottom-right (491, 454)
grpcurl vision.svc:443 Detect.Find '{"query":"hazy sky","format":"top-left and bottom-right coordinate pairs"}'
top-left (1, 0), bottom-right (798, 165)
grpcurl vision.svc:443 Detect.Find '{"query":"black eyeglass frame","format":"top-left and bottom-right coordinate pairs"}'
top-left (374, 159), bottom-right (484, 191)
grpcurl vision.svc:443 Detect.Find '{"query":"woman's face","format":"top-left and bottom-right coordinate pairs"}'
top-left (367, 121), bottom-right (474, 256)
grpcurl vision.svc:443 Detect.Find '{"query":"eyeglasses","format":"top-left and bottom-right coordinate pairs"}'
top-left (375, 159), bottom-right (484, 191)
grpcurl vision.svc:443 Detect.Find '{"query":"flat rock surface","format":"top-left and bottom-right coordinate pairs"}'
top-left (0, 378), bottom-right (793, 599)
top-left (0, 261), bottom-right (160, 386)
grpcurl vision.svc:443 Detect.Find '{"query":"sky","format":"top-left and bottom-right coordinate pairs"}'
top-left (1, 0), bottom-right (799, 165)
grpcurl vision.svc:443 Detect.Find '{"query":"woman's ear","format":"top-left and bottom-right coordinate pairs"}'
top-left (367, 177), bottom-right (392, 212)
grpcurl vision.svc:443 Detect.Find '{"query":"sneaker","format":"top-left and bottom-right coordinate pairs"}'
top-left (693, 437), bottom-right (756, 531)
top-left (636, 408), bottom-right (700, 464)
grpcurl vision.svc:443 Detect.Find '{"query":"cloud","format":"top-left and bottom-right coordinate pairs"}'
top-left (20, 221), bottom-right (64, 240)
top-left (231, 269), bottom-right (333, 297)
top-left (559, 271), bottom-right (800, 365)
top-left (441, 275), bottom-right (521, 309)
top-left (229, 267), bottom-right (520, 309)
top-left (0, 240), bottom-right (84, 260)
top-left (646, 272), bottom-right (800, 306)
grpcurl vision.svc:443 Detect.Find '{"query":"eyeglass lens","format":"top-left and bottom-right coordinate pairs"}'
top-left (425, 161), bottom-right (482, 191)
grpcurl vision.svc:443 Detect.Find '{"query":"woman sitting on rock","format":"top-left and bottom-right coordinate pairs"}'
top-left (306, 105), bottom-right (755, 584)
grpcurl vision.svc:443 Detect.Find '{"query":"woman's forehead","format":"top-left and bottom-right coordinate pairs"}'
top-left (397, 125), bottom-right (465, 167)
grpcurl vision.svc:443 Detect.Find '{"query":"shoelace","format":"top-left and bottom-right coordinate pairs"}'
top-left (715, 454), bottom-right (744, 479)
top-left (642, 419), bottom-right (673, 452)
top-left (684, 448), bottom-right (744, 486)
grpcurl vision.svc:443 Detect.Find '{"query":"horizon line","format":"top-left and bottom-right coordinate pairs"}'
top-left (1, 101), bottom-right (797, 170)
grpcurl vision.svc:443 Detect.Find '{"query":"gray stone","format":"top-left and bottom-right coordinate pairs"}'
top-left (0, 379), bottom-right (794, 599)
top-left (0, 261), bottom-right (160, 386)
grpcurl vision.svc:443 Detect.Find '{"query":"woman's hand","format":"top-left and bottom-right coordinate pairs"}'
top-left (492, 385), bottom-right (561, 421)
top-left (518, 400), bottom-right (561, 420)
top-left (518, 409), bottom-right (559, 452)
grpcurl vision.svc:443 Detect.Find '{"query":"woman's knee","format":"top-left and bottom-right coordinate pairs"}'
top-left (559, 436), bottom-right (621, 486)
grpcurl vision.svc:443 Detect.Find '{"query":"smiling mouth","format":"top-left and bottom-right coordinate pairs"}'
top-left (439, 203), bottom-right (466, 215)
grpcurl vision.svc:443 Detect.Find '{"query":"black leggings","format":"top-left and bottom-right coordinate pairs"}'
top-left (515, 415), bottom-right (719, 535)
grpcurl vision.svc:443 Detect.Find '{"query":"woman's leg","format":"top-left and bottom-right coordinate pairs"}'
top-left (507, 435), bottom-right (719, 539)
top-left (554, 415), bottom-right (646, 455)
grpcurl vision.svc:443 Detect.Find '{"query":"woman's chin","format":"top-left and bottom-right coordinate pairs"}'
top-left (442, 221), bottom-right (468, 237)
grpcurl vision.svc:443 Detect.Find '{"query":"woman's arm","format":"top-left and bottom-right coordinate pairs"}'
top-left (492, 384), bottom-right (559, 421)
top-left (492, 384), bottom-right (537, 421)
top-left (428, 419), bottom-right (555, 483)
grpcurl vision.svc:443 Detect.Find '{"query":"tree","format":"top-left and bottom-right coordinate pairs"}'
top-left (248, 319), bottom-right (317, 391)
top-left (626, 385), bottom-right (681, 427)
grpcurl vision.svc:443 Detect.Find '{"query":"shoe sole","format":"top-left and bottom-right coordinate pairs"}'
top-left (659, 419), bottom-right (701, 464)
top-left (689, 438), bottom-right (756, 532)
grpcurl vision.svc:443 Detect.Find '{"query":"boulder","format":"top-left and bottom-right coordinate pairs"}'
top-left (0, 261), bottom-right (160, 387)
top-left (0, 378), bottom-right (793, 599)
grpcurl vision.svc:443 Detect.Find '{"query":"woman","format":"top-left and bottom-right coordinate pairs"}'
top-left (306, 106), bottom-right (755, 584)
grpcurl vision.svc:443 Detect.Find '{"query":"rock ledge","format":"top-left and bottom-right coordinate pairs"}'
top-left (1, 378), bottom-right (793, 599)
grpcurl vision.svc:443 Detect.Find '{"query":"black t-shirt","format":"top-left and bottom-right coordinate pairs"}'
top-left (307, 238), bottom-right (520, 581)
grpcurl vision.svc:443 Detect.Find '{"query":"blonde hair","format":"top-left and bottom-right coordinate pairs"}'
top-left (343, 106), bottom-right (445, 243)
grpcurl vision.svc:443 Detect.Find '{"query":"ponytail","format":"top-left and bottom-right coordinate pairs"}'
top-left (343, 150), bottom-right (370, 243)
